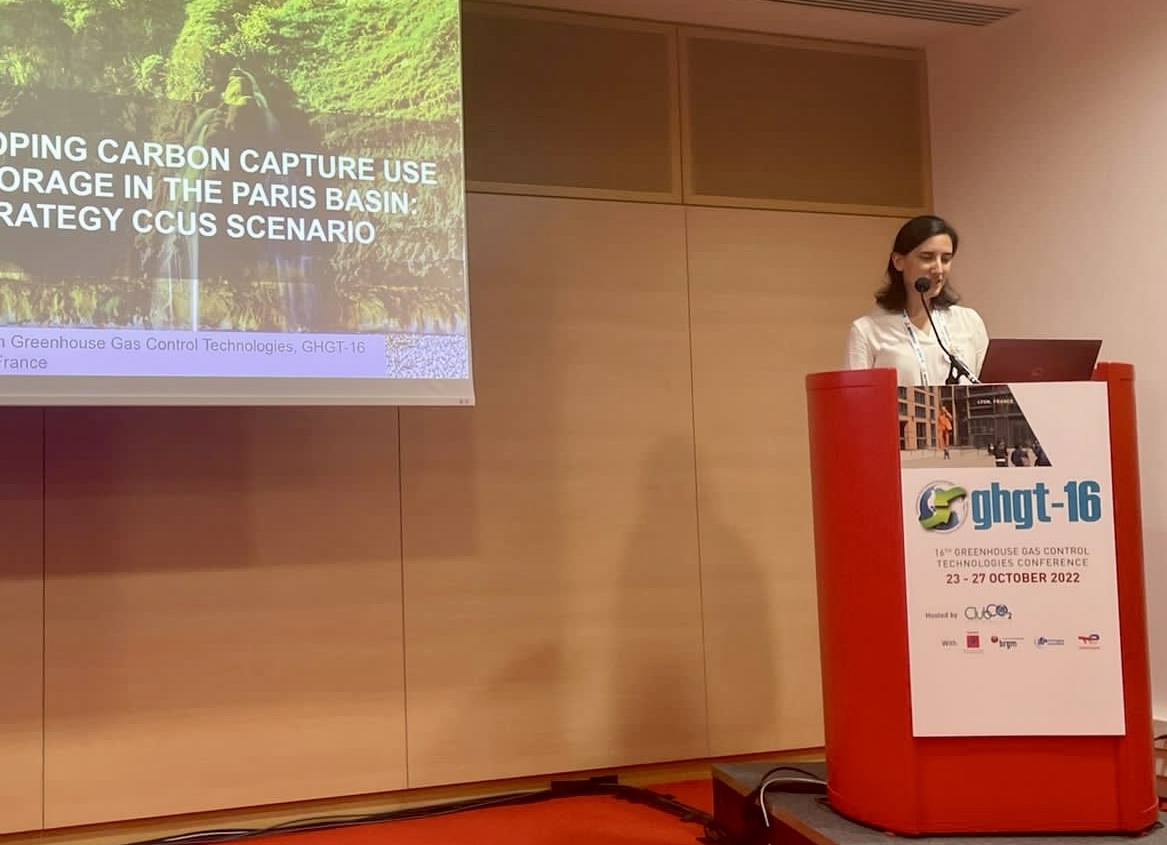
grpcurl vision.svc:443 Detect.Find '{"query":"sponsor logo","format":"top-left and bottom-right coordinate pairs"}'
top-left (1035, 636), bottom-right (1065, 647)
top-left (964, 603), bottom-right (1012, 621)
top-left (965, 632), bottom-right (981, 651)
top-left (991, 635), bottom-right (1022, 650)
top-left (1078, 633), bottom-right (1102, 649)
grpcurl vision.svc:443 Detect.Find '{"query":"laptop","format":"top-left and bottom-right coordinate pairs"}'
top-left (976, 338), bottom-right (1102, 383)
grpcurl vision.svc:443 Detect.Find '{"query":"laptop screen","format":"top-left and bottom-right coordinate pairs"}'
top-left (977, 338), bottom-right (1102, 383)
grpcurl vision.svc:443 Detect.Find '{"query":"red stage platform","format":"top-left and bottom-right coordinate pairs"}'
top-left (711, 760), bottom-right (1167, 845)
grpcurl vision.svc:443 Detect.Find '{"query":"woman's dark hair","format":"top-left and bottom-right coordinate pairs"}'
top-left (875, 214), bottom-right (961, 311)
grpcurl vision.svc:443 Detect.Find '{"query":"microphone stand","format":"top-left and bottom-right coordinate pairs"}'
top-left (920, 291), bottom-right (979, 385)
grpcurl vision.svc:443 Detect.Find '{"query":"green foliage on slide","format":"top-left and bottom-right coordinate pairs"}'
top-left (0, 0), bottom-right (468, 335)
top-left (0, 0), bottom-right (459, 119)
top-left (163, 0), bottom-right (460, 122)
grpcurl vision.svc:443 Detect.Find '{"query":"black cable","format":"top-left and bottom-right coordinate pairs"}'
top-left (743, 765), bottom-right (827, 831)
top-left (114, 777), bottom-right (744, 845)
top-left (118, 789), bottom-right (555, 845)
top-left (745, 764), bottom-right (827, 805)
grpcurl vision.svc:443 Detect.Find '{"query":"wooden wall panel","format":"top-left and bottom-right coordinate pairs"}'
top-left (0, 409), bottom-right (44, 835)
top-left (686, 206), bottom-right (904, 755)
top-left (400, 193), bottom-right (706, 786)
top-left (43, 407), bottom-right (406, 827)
top-left (682, 30), bottom-right (928, 214)
top-left (462, 3), bottom-right (680, 199)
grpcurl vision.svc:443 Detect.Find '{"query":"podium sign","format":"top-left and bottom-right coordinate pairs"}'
top-left (900, 381), bottom-right (1125, 737)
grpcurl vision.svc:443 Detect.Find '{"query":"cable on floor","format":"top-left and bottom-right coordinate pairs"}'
top-left (113, 776), bottom-right (745, 845)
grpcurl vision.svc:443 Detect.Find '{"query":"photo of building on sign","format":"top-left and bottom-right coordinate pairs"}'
top-left (899, 385), bottom-right (1051, 469)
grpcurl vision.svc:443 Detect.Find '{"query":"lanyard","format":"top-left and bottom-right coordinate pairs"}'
top-left (902, 309), bottom-right (953, 386)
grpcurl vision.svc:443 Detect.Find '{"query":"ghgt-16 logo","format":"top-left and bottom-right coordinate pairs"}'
top-left (917, 479), bottom-right (1104, 531)
top-left (917, 482), bottom-right (968, 532)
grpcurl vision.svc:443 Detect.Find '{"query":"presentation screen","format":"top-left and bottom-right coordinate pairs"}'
top-left (0, 0), bottom-right (473, 405)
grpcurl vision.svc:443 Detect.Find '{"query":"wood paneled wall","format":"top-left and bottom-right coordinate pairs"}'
top-left (0, 3), bottom-right (926, 835)
top-left (401, 198), bottom-right (705, 786)
top-left (0, 197), bottom-right (904, 833)
top-left (461, 2), bottom-right (928, 215)
top-left (686, 208), bottom-right (900, 754)
top-left (0, 410), bottom-right (44, 835)
top-left (41, 408), bottom-right (407, 828)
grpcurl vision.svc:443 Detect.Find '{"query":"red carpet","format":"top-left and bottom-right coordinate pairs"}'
top-left (264, 780), bottom-right (715, 845)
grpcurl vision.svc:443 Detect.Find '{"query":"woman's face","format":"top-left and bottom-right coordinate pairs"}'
top-left (894, 234), bottom-right (954, 301)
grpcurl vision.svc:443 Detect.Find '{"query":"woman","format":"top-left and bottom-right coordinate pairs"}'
top-left (845, 215), bottom-right (988, 386)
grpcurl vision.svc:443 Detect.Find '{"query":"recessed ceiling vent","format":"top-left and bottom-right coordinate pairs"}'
top-left (761, 0), bottom-right (1020, 26)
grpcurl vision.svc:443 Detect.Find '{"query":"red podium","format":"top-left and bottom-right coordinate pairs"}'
top-left (805, 363), bottom-right (1158, 835)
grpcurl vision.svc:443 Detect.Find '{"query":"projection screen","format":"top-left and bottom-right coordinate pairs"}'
top-left (0, 0), bottom-right (473, 405)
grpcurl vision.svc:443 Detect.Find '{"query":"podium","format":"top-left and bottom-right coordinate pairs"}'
top-left (805, 362), bottom-right (1158, 835)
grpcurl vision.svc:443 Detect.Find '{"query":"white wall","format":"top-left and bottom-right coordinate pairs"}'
top-left (928, 0), bottom-right (1167, 718)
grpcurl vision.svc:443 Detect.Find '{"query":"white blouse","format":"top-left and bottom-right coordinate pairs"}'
top-left (845, 304), bottom-right (989, 387)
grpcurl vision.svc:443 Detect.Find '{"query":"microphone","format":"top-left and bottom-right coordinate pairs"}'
top-left (914, 277), bottom-right (979, 385)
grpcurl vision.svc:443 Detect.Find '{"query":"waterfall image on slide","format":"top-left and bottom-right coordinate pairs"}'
top-left (148, 67), bottom-right (321, 332)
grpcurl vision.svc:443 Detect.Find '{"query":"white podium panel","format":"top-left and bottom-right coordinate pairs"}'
top-left (899, 382), bottom-right (1123, 737)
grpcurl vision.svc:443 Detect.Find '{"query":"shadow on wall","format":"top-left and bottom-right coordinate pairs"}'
top-left (694, 442), bottom-right (780, 755)
top-left (613, 434), bottom-right (777, 763)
